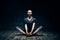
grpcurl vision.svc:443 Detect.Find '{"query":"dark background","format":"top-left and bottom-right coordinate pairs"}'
top-left (0, 0), bottom-right (60, 33)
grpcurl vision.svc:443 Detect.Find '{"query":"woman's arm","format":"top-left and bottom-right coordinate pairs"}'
top-left (30, 22), bottom-right (35, 33)
top-left (25, 24), bottom-right (29, 34)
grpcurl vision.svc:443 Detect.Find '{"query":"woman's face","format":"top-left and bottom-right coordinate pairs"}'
top-left (27, 10), bottom-right (32, 17)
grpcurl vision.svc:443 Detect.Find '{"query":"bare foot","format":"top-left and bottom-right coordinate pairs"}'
top-left (26, 33), bottom-right (30, 36)
top-left (29, 32), bottom-right (33, 35)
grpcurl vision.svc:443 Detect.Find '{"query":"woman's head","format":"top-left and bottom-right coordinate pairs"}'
top-left (27, 10), bottom-right (32, 17)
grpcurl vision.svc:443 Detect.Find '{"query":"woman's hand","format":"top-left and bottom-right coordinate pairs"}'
top-left (26, 32), bottom-right (33, 36)
top-left (26, 32), bottom-right (30, 36)
top-left (29, 32), bottom-right (33, 35)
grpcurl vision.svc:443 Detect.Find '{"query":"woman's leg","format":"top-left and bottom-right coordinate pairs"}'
top-left (16, 26), bottom-right (26, 34)
top-left (33, 26), bottom-right (43, 34)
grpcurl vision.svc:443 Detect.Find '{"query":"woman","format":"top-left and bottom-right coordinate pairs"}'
top-left (16, 10), bottom-right (43, 36)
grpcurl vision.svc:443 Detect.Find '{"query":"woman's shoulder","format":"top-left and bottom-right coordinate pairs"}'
top-left (24, 17), bottom-right (28, 21)
top-left (33, 17), bottom-right (36, 20)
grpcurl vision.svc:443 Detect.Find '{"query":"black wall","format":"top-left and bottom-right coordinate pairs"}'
top-left (0, 0), bottom-right (60, 33)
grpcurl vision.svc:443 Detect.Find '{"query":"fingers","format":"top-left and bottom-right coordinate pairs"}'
top-left (29, 32), bottom-right (33, 36)
top-left (26, 32), bottom-right (30, 36)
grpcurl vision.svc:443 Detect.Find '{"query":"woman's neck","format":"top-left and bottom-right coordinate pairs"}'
top-left (28, 16), bottom-right (32, 19)
top-left (27, 16), bottom-right (32, 21)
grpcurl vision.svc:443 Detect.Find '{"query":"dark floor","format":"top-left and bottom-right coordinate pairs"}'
top-left (0, 30), bottom-right (60, 40)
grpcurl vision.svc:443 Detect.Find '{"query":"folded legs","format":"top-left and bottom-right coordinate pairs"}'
top-left (16, 26), bottom-right (43, 35)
